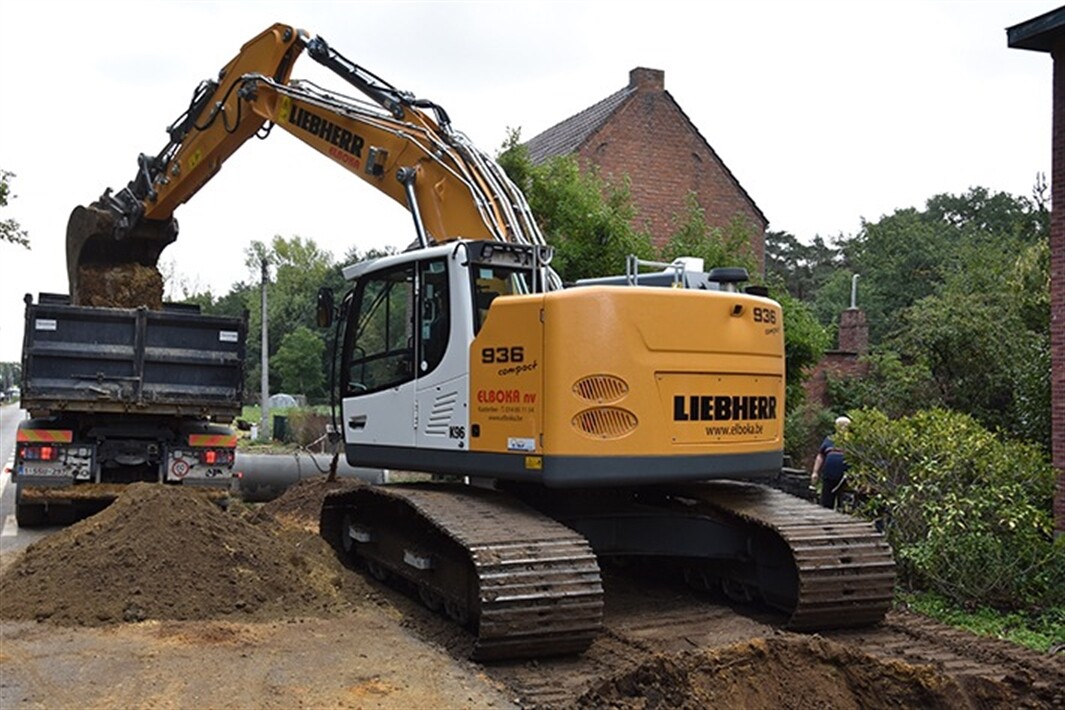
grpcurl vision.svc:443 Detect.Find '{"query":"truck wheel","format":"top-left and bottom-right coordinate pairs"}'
top-left (15, 502), bottom-right (48, 528)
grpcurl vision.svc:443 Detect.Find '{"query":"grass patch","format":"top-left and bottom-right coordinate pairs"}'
top-left (899, 590), bottom-right (1064, 653)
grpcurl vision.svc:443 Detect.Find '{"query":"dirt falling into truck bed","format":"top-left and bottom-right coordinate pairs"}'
top-left (0, 483), bottom-right (367, 625)
top-left (76, 263), bottom-right (163, 309)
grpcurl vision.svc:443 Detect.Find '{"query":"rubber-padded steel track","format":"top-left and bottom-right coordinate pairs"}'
top-left (322, 483), bottom-right (604, 661)
top-left (679, 481), bottom-right (896, 629)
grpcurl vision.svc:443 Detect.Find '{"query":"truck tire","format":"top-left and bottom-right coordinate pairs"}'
top-left (15, 502), bottom-right (48, 528)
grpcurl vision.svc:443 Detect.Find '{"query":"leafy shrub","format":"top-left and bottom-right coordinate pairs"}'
top-left (776, 289), bottom-right (829, 414)
top-left (825, 349), bottom-right (941, 420)
top-left (783, 402), bottom-right (836, 468)
top-left (842, 408), bottom-right (1061, 609)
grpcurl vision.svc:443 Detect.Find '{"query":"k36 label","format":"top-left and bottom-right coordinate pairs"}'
top-left (481, 346), bottom-right (524, 364)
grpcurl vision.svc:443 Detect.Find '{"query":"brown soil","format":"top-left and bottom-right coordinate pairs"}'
top-left (0, 482), bottom-right (370, 625)
top-left (577, 635), bottom-right (968, 710)
top-left (19, 482), bottom-right (227, 502)
top-left (0, 615), bottom-right (516, 709)
top-left (255, 474), bottom-right (364, 532)
top-left (76, 263), bottom-right (163, 309)
top-left (2, 481), bottom-right (1060, 709)
top-left (475, 566), bottom-right (1065, 709)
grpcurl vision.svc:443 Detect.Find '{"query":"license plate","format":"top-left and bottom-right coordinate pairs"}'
top-left (20, 465), bottom-right (68, 477)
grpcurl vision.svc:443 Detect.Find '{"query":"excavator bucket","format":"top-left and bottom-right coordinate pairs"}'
top-left (66, 204), bottom-right (177, 307)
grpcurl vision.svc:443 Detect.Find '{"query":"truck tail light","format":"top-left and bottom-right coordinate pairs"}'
top-left (22, 445), bottom-right (57, 461)
top-left (191, 448), bottom-right (233, 466)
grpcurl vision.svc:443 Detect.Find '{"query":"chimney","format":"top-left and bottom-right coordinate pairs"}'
top-left (837, 307), bottom-right (869, 354)
top-left (629, 67), bottom-right (664, 92)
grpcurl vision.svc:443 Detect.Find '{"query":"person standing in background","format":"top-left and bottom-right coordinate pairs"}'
top-left (811, 416), bottom-right (851, 510)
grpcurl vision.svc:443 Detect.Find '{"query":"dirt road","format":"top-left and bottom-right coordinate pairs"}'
top-left (0, 613), bottom-right (514, 709)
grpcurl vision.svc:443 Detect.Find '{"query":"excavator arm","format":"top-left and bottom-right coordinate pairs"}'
top-left (67, 24), bottom-right (306, 299)
top-left (67, 23), bottom-right (554, 301)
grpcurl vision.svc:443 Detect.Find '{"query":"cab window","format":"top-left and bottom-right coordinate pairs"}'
top-left (344, 264), bottom-right (415, 395)
top-left (419, 259), bottom-right (450, 375)
top-left (472, 265), bottom-right (532, 334)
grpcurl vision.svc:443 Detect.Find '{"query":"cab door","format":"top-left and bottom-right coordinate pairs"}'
top-left (414, 257), bottom-right (470, 451)
top-left (340, 262), bottom-right (416, 450)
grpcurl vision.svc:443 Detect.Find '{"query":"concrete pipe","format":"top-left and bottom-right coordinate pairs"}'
top-left (234, 452), bottom-right (386, 502)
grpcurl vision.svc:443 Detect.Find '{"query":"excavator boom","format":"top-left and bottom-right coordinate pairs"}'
top-left (66, 23), bottom-right (555, 302)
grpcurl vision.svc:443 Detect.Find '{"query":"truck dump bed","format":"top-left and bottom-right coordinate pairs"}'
top-left (20, 295), bottom-right (246, 421)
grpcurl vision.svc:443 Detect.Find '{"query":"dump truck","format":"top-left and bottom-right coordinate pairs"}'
top-left (13, 292), bottom-right (246, 525)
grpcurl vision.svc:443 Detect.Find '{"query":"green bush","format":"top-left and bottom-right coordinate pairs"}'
top-left (776, 289), bottom-right (829, 415)
top-left (783, 402), bottom-right (835, 468)
top-left (842, 408), bottom-right (1061, 609)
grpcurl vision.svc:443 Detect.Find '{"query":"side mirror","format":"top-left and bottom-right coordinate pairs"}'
top-left (316, 287), bottom-right (335, 328)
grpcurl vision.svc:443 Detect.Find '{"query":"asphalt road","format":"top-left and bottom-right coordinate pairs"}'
top-left (0, 403), bottom-right (57, 560)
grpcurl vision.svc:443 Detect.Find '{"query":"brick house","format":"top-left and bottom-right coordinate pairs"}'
top-left (1008, 8), bottom-right (1065, 536)
top-left (525, 68), bottom-right (768, 272)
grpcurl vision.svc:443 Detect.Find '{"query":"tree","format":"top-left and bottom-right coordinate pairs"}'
top-left (824, 185), bottom-right (1052, 450)
top-left (273, 326), bottom-right (326, 400)
top-left (0, 362), bottom-right (20, 392)
top-left (0, 170), bottom-right (29, 248)
top-left (241, 235), bottom-right (336, 400)
top-left (838, 187), bottom-right (1046, 344)
top-left (765, 231), bottom-right (843, 302)
top-left (827, 349), bottom-right (941, 422)
top-left (659, 195), bottom-right (756, 274)
top-left (497, 130), bottom-right (655, 282)
top-left (775, 289), bottom-right (829, 414)
top-left (887, 289), bottom-right (1050, 450)
top-left (892, 292), bottom-right (1015, 426)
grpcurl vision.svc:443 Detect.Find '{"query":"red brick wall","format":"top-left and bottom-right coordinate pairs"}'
top-left (1052, 43), bottom-right (1065, 535)
top-left (803, 354), bottom-right (869, 413)
top-left (575, 72), bottom-right (767, 272)
top-left (837, 308), bottom-right (869, 354)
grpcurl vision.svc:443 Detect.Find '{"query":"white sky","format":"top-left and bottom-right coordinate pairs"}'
top-left (0, 0), bottom-right (1054, 361)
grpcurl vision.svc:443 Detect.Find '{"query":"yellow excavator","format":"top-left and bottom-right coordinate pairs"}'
top-left (66, 23), bottom-right (895, 661)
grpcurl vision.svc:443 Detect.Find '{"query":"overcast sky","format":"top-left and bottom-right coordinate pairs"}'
top-left (0, 0), bottom-right (1054, 362)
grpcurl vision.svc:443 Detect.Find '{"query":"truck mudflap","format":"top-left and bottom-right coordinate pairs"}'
top-left (320, 483), bottom-right (604, 661)
top-left (675, 481), bottom-right (896, 630)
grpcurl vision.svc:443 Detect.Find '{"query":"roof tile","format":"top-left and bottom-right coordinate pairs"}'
top-left (525, 86), bottom-right (635, 164)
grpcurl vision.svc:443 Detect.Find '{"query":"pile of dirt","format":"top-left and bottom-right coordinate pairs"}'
top-left (0, 483), bottom-right (365, 626)
top-left (257, 475), bottom-right (365, 532)
top-left (76, 263), bottom-right (163, 309)
top-left (577, 635), bottom-right (971, 710)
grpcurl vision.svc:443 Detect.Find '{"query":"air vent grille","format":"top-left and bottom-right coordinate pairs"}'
top-left (572, 407), bottom-right (638, 439)
top-left (572, 374), bottom-right (629, 404)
